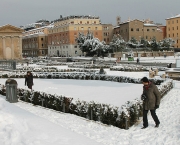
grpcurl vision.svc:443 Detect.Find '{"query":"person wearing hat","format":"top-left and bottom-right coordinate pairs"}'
top-left (141, 77), bottom-right (161, 129)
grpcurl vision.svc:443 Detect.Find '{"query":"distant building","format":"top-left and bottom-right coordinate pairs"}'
top-left (22, 25), bottom-right (52, 57)
top-left (113, 19), bottom-right (164, 42)
top-left (48, 15), bottom-right (105, 57)
top-left (102, 24), bottom-right (113, 44)
top-left (20, 19), bottom-right (50, 31)
top-left (0, 24), bottom-right (23, 60)
top-left (166, 14), bottom-right (180, 48)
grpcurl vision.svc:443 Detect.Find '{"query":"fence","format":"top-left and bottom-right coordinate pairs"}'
top-left (0, 60), bottom-right (16, 70)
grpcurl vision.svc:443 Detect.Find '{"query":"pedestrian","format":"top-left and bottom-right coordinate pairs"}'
top-left (141, 77), bottom-right (161, 129)
top-left (137, 58), bottom-right (140, 64)
top-left (25, 71), bottom-right (34, 91)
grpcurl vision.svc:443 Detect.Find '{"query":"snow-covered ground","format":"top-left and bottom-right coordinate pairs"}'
top-left (0, 56), bottom-right (180, 145)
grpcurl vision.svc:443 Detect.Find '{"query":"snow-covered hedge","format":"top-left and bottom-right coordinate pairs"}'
top-left (0, 79), bottom-right (173, 129)
top-left (110, 65), bottom-right (166, 72)
top-left (0, 72), bottom-right (164, 84)
top-left (68, 64), bottom-right (111, 69)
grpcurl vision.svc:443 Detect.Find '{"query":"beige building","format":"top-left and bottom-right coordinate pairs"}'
top-left (114, 19), bottom-right (164, 42)
top-left (22, 25), bottom-right (51, 57)
top-left (102, 24), bottom-right (113, 44)
top-left (48, 15), bottom-right (104, 57)
top-left (0, 24), bottom-right (23, 60)
top-left (166, 14), bottom-right (180, 48)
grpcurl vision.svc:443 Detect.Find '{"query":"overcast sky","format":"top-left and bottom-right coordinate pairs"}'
top-left (0, 0), bottom-right (179, 27)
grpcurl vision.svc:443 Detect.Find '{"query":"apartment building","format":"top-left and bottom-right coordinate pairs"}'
top-left (102, 24), bottom-right (113, 44)
top-left (48, 15), bottom-right (104, 57)
top-left (166, 14), bottom-right (180, 48)
top-left (22, 25), bottom-right (52, 57)
top-left (114, 19), bottom-right (164, 42)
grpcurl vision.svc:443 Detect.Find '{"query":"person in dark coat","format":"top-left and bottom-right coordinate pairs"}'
top-left (141, 77), bottom-right (161, 129)
top-left (25, 71), bottom-right (33, 90)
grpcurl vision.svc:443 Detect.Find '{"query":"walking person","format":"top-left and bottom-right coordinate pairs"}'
top-left (25, 71), bottom-right (34, 91)
top-left (141, 77), bottom-right (161, 129)
top-left (137, 57), bottom-right (140, 64)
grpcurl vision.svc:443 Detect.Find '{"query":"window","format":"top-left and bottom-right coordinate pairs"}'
top-left (42, 50), bottom-right (44, 54)
top-left (177, 26), bottom-right (178, 30)
top-left (169, 34), bottom-right (170, 37)
top-left (41, 38), bottom-right (43, 41)
top-left (152, 29), bottom-right (155, 32)
top-left (95, 27), bottom-right (97, 30)
top-left (147, 29), bottom-right (150, 31)
top-left (74, 27), bottom-right (76, 30)
top-left (80, 21), bottom-right (82, 24)
top-left (88, 27), bottom-right (91, 30)
top-left (173, 33), bottom-right (174, 37)
top-left (87, 21), bottom-right (89, 24)
top-left (104, 38), bottom-right (106, 42)
top-left (136, 28), bottom-right (139, 31)
top-left (173, 27), bottom-right (174, 30)
top-left (81, 27), bottom-right (84, 30)
top-left (74, 46), bottom-right (77, 48)
top-left (177, 20), bottom-right (178, 23)
top-left (42, 44), bottom-right (44, 47)
top-left (146, 36), bottom-right (148, 39)
top-left (131, 28), bottom-right (133, 31)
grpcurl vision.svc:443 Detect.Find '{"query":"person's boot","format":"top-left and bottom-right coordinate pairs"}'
top-left (155, 124), bottom-right (159, 128)
top-left (141, 126), bottom-right (148, 129)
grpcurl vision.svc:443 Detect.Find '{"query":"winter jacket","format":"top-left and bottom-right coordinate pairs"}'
top-left (141, 82), bottom-right (161, 110)
top-left (25, 75), bottom-right (33, 87)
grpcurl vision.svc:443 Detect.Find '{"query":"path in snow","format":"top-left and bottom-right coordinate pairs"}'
top-left (14, 82), bottom-right (180, 145)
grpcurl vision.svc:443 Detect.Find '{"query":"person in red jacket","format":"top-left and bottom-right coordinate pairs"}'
top-left (25, 71), bottom-right (34, 91)
top-left (141, 77), bottom-right (161, 129)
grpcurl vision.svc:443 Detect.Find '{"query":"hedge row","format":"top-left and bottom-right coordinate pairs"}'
top-left (0, 72), bottom-right (164, 85)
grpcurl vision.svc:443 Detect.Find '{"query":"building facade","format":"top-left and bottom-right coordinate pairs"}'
top-left (22, 26), bottom-right (51, 57)
top-left (0, 24), bottom-right (23, 60)
top-left (114, 19), bottom-right (164, 42)
top-left (166, 14), bottom-right (180, 48)
top-left (102, 24), bottom-right (113, 44)
top-left (48, 15), bottom-right (103, 57)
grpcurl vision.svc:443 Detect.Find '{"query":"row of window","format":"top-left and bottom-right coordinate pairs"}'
top-left (168, 26), bottom-right (178, 31)
top-left (168, 20), bottom-right (179, 24)
top-left (49, 46), bottom-right (69, 49)
top-left (49, 27), bottom-right (98, 33)
top-left (56, 21), bottom-right (97, 26)
top-left (131, 28), bottom-right (156, 32)
top-left (25, 30), bottom-right (44, 35)
top-left (168, 33), bottom-right (179, 37)
top-left (23, 38), bottom-right (44, 42)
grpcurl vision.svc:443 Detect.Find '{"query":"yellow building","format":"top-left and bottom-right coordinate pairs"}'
top-left (114, 19), bottom-right (163, 42)
top-left (166, 14), bottom-right (180, 48)
top-left (48, 15), bottom-right (104, 57)
top-left (0, 24), bottom-right (23, 60)
top-left (22, 25), bottom-right (51, 57)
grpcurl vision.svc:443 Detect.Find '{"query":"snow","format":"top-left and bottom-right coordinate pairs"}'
top-left (0, 56), bottom-right (180, 145)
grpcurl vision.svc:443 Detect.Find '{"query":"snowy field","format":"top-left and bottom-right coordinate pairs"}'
top-left (0, 56), bottom-right (180, 145)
